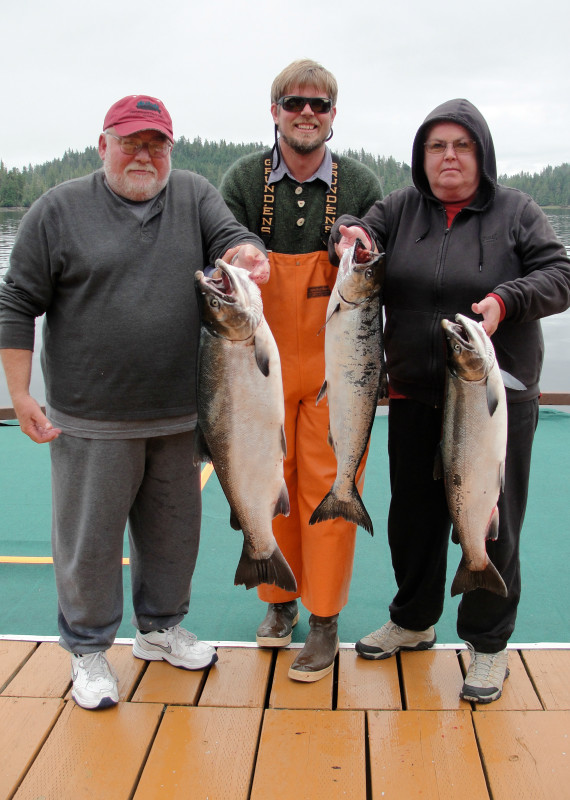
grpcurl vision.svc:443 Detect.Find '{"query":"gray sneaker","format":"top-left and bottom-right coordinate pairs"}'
top-left (355, 620), bottom-right (436, 660)
top-left (133, 625), bottom-right (218, 670)
top-left (71, 651), bottom-right (119, 710)
top-left (460, 644), bottom-right (509, 703)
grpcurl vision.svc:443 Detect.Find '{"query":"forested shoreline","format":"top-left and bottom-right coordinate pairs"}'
top-left (0, 138), bottom-right (568, 207)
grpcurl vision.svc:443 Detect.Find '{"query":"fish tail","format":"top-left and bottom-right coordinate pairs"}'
top-left (309, 489), bottom-right (374, 536)
top-left (450, 557), bottom-right (508, 597)
top-left (234, 544), bottom-right (297, 592)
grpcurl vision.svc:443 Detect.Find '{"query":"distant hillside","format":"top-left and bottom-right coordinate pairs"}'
top-left (1, 139), bottom-right (568, 207)
top-left (0, 139), bottom-right (412, 207)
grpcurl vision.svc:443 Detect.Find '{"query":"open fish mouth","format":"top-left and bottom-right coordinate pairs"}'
top-left (442, 318), bottom-right (473, 350)
top-left (197, 261), bottom-right (240, 304)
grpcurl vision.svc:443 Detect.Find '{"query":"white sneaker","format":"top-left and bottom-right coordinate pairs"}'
top-left (460, 644), bottom-right (509, 703)
top-left (71, 651), bottom-right (119, 710)
top-left (355, 620), bottom-right (436, 660)
top-left (132, 624), bottom-right (218, 670)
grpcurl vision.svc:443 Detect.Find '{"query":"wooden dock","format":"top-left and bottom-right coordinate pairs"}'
top-left (0, 639), bottom-right (568, 799)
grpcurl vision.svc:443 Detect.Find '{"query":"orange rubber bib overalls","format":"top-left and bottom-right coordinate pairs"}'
top-left (258, 242), bottom-right (368, 617)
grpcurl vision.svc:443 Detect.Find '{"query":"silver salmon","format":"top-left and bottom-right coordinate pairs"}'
top-left (436, 313), bottom-right (508, 597)
top-left (194, 260), bottom-right (296, 592)
top-left (309, 239), bottom-right (386, 536)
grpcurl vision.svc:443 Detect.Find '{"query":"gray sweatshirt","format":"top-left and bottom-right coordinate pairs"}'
top-left (0, 168), bottom-right (264, 420)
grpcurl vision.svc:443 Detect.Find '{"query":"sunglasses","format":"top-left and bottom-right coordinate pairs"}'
top-left (277, 96), bottom-right (333, 114)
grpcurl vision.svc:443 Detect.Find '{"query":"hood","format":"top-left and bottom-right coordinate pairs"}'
top-left (411, 98), bottom-right (497, 207)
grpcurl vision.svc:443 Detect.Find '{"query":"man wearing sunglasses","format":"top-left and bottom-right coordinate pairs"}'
top-left (221, 60), bottom-right (382, 682)
top-left (0, 94), bottom-right (268, 709)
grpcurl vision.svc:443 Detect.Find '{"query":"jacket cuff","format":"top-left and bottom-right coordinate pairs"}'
top-left (488, 292), bottom-right (506, 322)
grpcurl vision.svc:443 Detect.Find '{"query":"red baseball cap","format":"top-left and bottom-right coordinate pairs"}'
top-left (103, 95), bottom-right (174, 142)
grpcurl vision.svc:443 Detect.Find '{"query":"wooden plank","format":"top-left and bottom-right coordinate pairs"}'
top-left (0, 697), bottom-right (64, 799)
top-left (459, 649), bottom-right (542, 710)
top-left (337, 648), bottom-right (402, 710)
top-left (14, 700), bottom-right (163, 800)
top-left (199, 646), bottom-right (272, 708)
top-left (401, 650), bottom-right (470, 710)
top-left (251, 709), bottom-right (366, 800)
top-left (521, 648), bottom-right (570, 710)
top-left (3, 642), bottom-right (70, 698)
top-left (269, 648), bottom-right (333, 710)
top-left (130, 659), bottom-right (205, 705)
top-left (134, 706), bottom-right (263, 799)
top-left (0, 641), bottom-right (36, 692)
top-left (473, 710), bottom-right (570, 800)
top-left (368, 709), bottom-right (489, 799)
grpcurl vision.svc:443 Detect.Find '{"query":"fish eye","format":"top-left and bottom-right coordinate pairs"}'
top-left (453, 342), bottom-right (461, 352)
top-left (209, 297), bottom-right (220, 308)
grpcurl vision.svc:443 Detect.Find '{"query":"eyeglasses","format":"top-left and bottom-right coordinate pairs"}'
top-left (106, 133), bottom-right (172, 158)
top-left (424, 139), bottom-right (476, 155)
top-left (276, 96), bottom-right (333, 114)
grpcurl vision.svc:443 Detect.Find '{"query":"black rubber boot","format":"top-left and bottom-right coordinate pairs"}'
top-left (288, 613), bottom-right (339, 682)
top-left (256, 601), bottom-right (300, 647)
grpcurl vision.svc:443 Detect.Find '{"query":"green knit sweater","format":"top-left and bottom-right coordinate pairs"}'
top-left (220, 150), bottom-right (382, 254)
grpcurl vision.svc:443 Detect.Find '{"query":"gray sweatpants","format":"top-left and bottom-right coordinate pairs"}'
top-left (49, 431), bottom-right (202, 653)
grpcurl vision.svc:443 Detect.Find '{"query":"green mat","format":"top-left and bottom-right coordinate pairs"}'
top-left (1, 410), bottom-right (568, 644)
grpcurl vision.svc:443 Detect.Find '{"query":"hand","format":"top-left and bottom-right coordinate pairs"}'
top-left (472, 297), bottom-right (501, 336)
top-left (14, 395), bottom-right (61, 444)
top-left (232, 245), bottom-right (270, 285)
top-left (334, 224), bottom-right (372, 259)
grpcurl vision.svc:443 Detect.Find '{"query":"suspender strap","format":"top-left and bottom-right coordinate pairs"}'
top-left (259, 154), bottom-right (339, 250)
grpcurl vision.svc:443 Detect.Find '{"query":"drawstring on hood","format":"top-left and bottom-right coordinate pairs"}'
top-left (411, 99), bottom-right (497, 270)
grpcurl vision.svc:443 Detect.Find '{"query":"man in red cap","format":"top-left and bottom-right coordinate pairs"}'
top-left (0, 95), bottom-right (269, 710)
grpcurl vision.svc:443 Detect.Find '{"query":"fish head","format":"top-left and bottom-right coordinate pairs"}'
top-left (337, 239), bottom-right (386, 305)
top-left (442, 313), bottom-right (496, 381)
top-left (195, 259), bottom-right (263, 340)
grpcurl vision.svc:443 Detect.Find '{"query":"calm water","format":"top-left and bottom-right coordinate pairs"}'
top-left (1, 206), bottom-right (570, 406)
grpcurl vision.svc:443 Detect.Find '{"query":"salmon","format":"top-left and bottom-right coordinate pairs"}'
top-left (436, 313), bottom-right (508, 597)
top-left (194, 260), bottom-right (296, 592)
top-left (309, 239), bottom-right (386, 535)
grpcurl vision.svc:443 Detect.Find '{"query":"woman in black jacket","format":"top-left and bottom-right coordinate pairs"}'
top-left (330, 98), bottom-right (570, 703)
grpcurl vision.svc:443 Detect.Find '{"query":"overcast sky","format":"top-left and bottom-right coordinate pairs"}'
top-left (2, 0), bottom-right (569, 177)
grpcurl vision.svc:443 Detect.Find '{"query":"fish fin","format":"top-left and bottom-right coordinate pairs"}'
top-left (316, 380), bottom-right (327, 405)
top-left (450, 557), bottom-right (508, 597)
top-left (317, 304), bottom-right (340, 336)
top-left (273, 482), bottom-right (290, 518)
top-left (499, 461), bottom-right (505, 493)
top-left (487, 506), bottom-right (500, 541)
top-left (193, 424), bottom-right (212, 465)
top-left (309, 488), bottom-right (373, 536)
top-left (254, 337), bottom-right (271, 377)
top-left (500, 369), bottom-right (526, 391)
top-left (234, 544), bottom-right (297, 591)
top-left (433, 444), bottom-right (443, 480)
top-left (327, 427), bottom-right (335, 450)
top-left (230, 510), bottom-right (242, 531)
top-left (451, 526), bottom-right (460, 545)
top-left (486, 380), bottom-right (500, 416)
top-left (281, 426), bottom-right (287, 458)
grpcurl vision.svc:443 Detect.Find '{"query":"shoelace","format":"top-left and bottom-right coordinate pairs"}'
top-left (170, 626), bottom-right (198, 648)
top-left (371, 621), bottom-right (401, 641)
top-left (468, 651), bottom-right (503, 683)
top-left (76, 652), bottom-right (116, 682)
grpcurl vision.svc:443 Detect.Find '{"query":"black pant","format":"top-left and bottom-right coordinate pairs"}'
top-left (386, 397), bottom-right (539, 652)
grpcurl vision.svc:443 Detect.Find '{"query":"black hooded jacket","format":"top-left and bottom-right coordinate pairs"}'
top-left (330, 98), bottom-right (570, 407)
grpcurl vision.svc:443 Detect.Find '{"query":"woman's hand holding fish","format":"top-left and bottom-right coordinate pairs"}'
top-left (334, 225), bottom-right (373, 259)
top-left (472, 296), bottom-right (501, 336)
